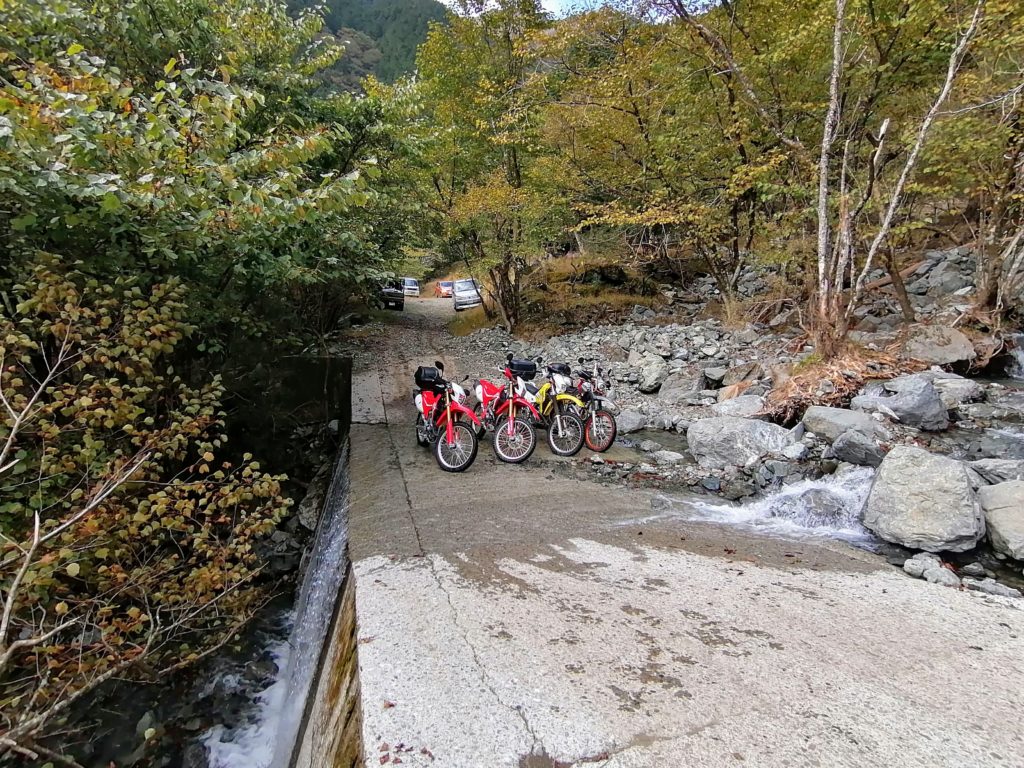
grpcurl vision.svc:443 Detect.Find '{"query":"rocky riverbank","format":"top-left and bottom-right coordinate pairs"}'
top-left (444, 249), bottom-right (1024, 597)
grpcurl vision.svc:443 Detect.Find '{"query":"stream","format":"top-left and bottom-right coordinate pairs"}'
top-left (202, 440), bottom-right (351, 767)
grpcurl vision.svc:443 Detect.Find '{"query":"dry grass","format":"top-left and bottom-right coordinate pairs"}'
top-left (764, 345), bottom-right (926, 425)
top-left (448, 305), bottom-right (492, 337)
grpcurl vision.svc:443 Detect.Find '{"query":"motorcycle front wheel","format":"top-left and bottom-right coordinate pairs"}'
top-left (492, 416), bottom-right (537, 464)
top-left (584, 409), bottom-right (617, 453)
top-left (434, 422), bottom-right (479, 472)
top-left (546, 412), bottom-right (585, 457)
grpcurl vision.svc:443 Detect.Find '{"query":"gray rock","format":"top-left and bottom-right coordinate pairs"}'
top-left (967, 459), bottom-right (1024, 485)
top-left (923, 566), bottom-right (961, 588)
top-left (710, 395), bottom-right (765, 418)
top-left (616, 411), bottom-right (646, 434)
top-left (959, 562), bottom-right (987, 578)
top-left (832, 429), bottom-right (885, 467)
top-left (653, 450), bottom-right (686, 465)
top-left (851, 376), bottom-right (949, 431)
top-left (638, 359), bottom-right (669, 393)
top-left (863, 446), bottom-right (985, 552)
top-left (782, 443), bottom-right (809, 461)
top-left (887, 372), bottom-right (984, 408)
top-left (722, 362), bottom-right (762, 386)
top-left (903, 552), bottom-right (943, 578)
top-left (658, 372), bottom-right (694, 403)
top-left (650, 415), bottom-right (675, 431)
top-left (802, 406), bottom-right (881, 442)
top-left (638, 439), bottom-right (662, 453)
top-left (962, 577), bottom-right (1021, 599)
top-left (687, 417), bottom-right (794, 469)
top-left (978, 481), bottom-right (1024, 560)
top-left (702, 366), bottom-right (728, 385)
top-left (902, 324), bottom-right (976, 365)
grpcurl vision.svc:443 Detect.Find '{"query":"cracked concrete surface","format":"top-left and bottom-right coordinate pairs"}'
top-left (348, 299), bottom-right (1024, 768)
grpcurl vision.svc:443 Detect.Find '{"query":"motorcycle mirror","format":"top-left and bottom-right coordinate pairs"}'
top-left (578, 356), bottom-right (584, 363)
top-left (507, 352), bottom-right (513, 362)
top-left (535, 356), bottom-right (544, 364)
top-left (434, 360), bottom-right (445, 372)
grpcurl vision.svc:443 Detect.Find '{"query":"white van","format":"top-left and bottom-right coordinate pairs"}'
top-left (401, 277), bottom-right (420, 297)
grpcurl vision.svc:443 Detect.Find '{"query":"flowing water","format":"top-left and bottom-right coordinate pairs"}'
top-left (650, 468), bottom-right (877, 546)
top-left (203, 441), bottom-right (352, 767)
top-left (1010, 333), bottom-right (1024, 379)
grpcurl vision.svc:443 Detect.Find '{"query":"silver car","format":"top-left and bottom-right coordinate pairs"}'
top-left (452, 278), bottom-right (483, 311)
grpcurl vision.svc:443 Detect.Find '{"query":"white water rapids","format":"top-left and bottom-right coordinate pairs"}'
top-left (649, 467), bottom-right (877, 545)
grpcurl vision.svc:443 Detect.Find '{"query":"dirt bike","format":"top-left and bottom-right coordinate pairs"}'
top-left (516, 359), bottom-right (587, 457)
top-left (569, 358), bottom-right (618, 453)
top-left (414, 361), bottom-right (482, 472)
top-left (471, 355), bottom-right (541, 464)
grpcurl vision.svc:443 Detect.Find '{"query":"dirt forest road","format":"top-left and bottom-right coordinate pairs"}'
top-left (347, 298), bottom-right (1024, 768)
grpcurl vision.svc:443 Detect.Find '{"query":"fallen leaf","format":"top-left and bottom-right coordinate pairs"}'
top-left (379, 756), bottom-right (390, 765)
top-left (383, 700), bottom-right (396, 709)
top-left (380, 743), bottom-right (389, 752)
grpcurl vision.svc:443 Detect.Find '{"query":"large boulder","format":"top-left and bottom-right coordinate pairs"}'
top-left (687, 417), bottom-right (793, 469)
top-left (978, 481), bottom-right (1024, 560)
top-left (832, 429), bottom-right (885, 467)
top-left (802, 406), bottom-right (881, 442)
top-left (863, 446), bottom-right (984, 552)
top-left (851, 376), bottom-right (949, 431)
top-left (886, 372), bottom-right (984, 409)
top-left (710, 395), bottom-right (764, 419)
top-left (638, 359), bottom-right (669, 393)
top-left (967, 459), bottom-right (1024, 485)
top-left (616, 411), bottom-right (646, 434)
top-left (902, 325), bottom-right (976, 366)
top-left (658, 373), bottom-right (696, 404)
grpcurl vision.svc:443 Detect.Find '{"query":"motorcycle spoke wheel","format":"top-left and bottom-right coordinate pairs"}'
top-left (547, 413), bottom-right (585, 457)
top-left (584, 410), bottom-right (617, 453)
top-left (492, 418), bottom-right (536, 464)
top-left (434, 423), bottom-right (479, 472)
top-left (415, 415), bottom-right (429, 447)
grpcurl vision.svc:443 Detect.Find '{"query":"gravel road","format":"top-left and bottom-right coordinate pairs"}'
top-left (345, 298), bottom-right (1024, 768)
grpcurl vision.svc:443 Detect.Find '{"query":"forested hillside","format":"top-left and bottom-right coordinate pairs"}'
top-left (291, 0), bottom-right (447, 89)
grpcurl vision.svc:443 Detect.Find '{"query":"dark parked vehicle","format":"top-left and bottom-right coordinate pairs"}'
top-left (381, 279), bottom-right (405, 311)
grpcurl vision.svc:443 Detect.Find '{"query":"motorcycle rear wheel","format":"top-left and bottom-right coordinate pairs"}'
top-left (492, 416), bottom-right (536, 464)
top-left (434, 422), bottom-right (479, 472)
top-left (471, 404), bottom-right (487, 438)
top-left (546, 412), bottom-right (585, 457)
top-left (584, 409), bottom-right (617, 453)
top-left (415, 414), bottom-right (429, 447)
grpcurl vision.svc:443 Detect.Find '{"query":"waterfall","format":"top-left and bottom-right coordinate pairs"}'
top-left (204, 440), bottom-right (351, 768)
top-left (668, 467), bottom-right (877, 544)
top-left (1010, 334), bottom-right (1024, 380)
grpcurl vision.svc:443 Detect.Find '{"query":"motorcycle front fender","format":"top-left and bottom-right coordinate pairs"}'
top-left (497, 397), bottom-right (540, 420)
top-left (592, 396), bottom-right (618, 412)
top-left (449, 400), bottom-right (483, 426)
top-left (554, 393), bottom-right (585, 409)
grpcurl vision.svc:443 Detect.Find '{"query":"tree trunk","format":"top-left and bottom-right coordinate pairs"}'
top-left (885, 248), bottom-right (917, 323)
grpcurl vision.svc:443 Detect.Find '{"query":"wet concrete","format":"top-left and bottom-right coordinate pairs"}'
top-left (348, 299), bottom-right (1024, 768)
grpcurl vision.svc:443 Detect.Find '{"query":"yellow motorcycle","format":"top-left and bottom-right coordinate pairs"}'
top-left (518, 360), bottom-right (586, 456)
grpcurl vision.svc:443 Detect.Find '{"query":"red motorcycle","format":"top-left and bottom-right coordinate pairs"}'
top-left (472, 355), bottom-right (541, 463)
top-left (414, 362), bottom-right (482, 472)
